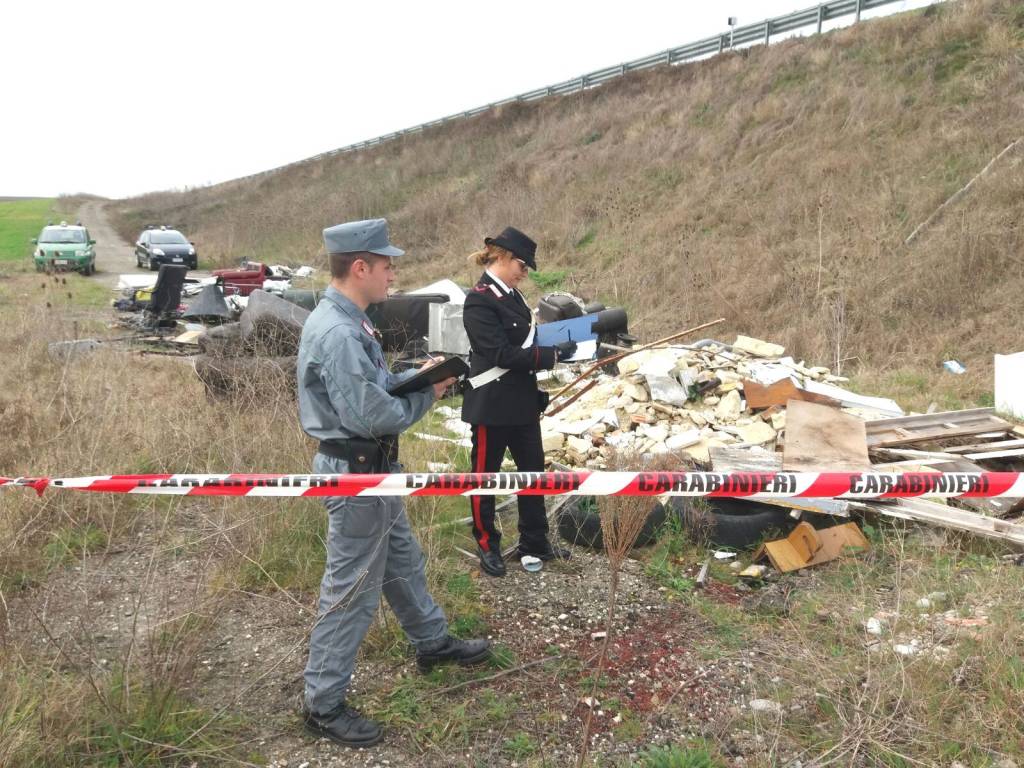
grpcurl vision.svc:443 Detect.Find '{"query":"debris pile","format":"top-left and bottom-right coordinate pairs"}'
top-left (538, 336), bottom-right (896, 468)
top-left (194, 289), bottom-right (308, 397)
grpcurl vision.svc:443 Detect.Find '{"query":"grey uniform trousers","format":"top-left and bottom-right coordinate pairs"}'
top-left (303, 453), bottom-right (449, 715)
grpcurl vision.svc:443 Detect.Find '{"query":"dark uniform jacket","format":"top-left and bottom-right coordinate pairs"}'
top-left (461, 271), bottom-right (557, 426)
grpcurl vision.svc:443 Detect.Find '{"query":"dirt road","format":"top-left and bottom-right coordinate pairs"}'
top-left (76, 200), bottom-right (210, 288)
top-left (76, 199), bottom-right (139, 287)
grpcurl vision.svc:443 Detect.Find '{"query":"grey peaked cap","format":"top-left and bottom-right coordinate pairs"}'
top-left (323, 218), bottom-right (404, 257)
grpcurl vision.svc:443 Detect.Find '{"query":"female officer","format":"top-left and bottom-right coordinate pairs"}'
top-left (461, 227), bottom-right (575, 577)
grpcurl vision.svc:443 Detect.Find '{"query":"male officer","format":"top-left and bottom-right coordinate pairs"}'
top-left (298, 218), bottom-right (490, 748)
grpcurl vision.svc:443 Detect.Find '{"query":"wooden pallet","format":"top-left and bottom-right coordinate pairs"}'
top-left (865, 408), bottom-right (1011, 448)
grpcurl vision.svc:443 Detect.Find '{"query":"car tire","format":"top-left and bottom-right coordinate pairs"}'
top-left (149, 258), bottom-right (159, 272)
top-left (668, 497), bottom-right (797, 550)
top-left (556, 496), bottom-right (667, 550)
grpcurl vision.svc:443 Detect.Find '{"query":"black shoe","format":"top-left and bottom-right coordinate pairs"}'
top-left (518, 540), bottom-right (571, 561)
top-left (303, 702), bottom-right (383, 748)
top-left (417, 635), bottom-right (491, 673)
top-left (477, 545), bottom-right (507, 577)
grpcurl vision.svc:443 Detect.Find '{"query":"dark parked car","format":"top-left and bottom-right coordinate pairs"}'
top-left (135, 226), bottom-right (197, 271)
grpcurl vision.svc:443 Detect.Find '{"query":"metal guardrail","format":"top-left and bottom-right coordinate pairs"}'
top-left (234, 0), bottom-right (928, 184)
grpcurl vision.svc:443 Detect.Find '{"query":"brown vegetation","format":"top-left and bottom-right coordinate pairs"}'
top-left (112, 0), bottom-right (1023, 404)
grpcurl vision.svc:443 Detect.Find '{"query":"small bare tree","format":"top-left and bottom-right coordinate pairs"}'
top-left (577, 450), bottom-right (660, 767)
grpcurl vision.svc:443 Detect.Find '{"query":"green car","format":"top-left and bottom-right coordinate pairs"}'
top-left (32, 221), bottom-right (96, 275)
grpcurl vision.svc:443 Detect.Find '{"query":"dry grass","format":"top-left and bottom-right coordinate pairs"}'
top-left (112, 0), bottom-right (1022, 410)
top-left (740, 525), bottom-right (1024, 765)
top-left (0, 267), bottom-right (485, 764)
top-left (0, 265), bottom-right (1022, 764)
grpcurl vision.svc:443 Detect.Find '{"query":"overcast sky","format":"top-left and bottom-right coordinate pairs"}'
top-left (2, 0), bottom-right (936, 199)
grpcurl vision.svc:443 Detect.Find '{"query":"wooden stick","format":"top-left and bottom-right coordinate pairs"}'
top-left (544, 379), bottom-right (599, 418)
top-left (547, 318), bottom-right (726, 404)
top-left (905, 137), bottom-right (1023, 245)
top-left (434, 656), bottom-right (555, 694)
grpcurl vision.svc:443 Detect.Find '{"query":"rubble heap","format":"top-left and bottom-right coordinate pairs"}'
top-left (539, 336), bottom-right (881, 468)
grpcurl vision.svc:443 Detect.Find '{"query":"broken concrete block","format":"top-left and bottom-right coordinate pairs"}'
top-left (733, 335), bottom-right (785, 358)
top-left (636, 349), bottom-right (680, 377)
top-left (621, 379), bottom-right (650, 402)
top-left (566, 436), bottom-right (593, 454)
top-left (541, 432), bottom-right (565, 452)
top-left (639, 424), bottom-right (669, 443)
top-left (715, 390), bottom-right (742, 422)
top-left (666, 430), bottom-right (701, 451)
top-left (734, 421), bottom-right (777, 445)
top-left (48, 339), bottom-right (102, 362)
top-left (646, 375), bottom-right (687, 406)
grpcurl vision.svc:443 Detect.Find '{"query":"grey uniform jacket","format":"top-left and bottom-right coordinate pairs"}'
top-left (297, 286), bottom-right (435, 443)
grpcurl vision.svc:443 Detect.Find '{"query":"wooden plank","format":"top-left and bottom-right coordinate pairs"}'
top-left (756, 521), bottom-right (868, 571)
top-left (865, 408), bottom-right (1011, 448)
top-left (964, 448), bottom-right (1024, 461)
top-left (809, 523), bottom-right (870, 565)
top-left (758, 522), bottom-right (820, 572)
top-left (869, 453), bottom-right (1017, 517)
top-left (710, 446), bottom-right (782, 472)
top-left (783, 400), bottom-right (870, 472)
top-left (742, 378), bottom-right (839, 410)
top-left (710, 446), bottom-right (849, 517)
top-left (851, 498), bottom-right (1024, 547)
top-left (946, 438), bottom-right (1024, 454)
top-left (872, 447), bottom-right (960, 460)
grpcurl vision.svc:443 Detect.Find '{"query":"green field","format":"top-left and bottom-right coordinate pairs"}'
top-left (0, 198), bottom-right (64, 262)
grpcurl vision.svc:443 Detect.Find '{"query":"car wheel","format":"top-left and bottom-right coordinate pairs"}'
top-left (668, 497), bottom-right (798, 549)
top-left (556, 496), bottom-right (667, 550)
top-left (149, 257), bottom-right (159, 272)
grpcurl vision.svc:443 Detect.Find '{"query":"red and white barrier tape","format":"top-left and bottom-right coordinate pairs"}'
top-left (2, 471), bottom-right (1024, 499)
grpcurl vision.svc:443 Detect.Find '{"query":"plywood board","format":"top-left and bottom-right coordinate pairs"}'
top-left (809, 522), bottom-right (870, 565)
top-left (783, 400), bottom-right (870, 472)
top-left (742, 378), bottom-right (840, 410)
top-left (756, 521), bottom-right (868, 572)
top-left (865, 408), bottom-right (1011, 448)
top-left (758, 522), bottom-right (820, 572)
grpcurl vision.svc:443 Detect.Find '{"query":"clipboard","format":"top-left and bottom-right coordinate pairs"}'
top-left (387, 357), bottom-right (470, 397)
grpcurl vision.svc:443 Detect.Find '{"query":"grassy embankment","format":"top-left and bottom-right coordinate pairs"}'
top-left (2, 1), bottom-right (1024, 765)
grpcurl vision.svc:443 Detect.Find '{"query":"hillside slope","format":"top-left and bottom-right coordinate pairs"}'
top-left (111, 0), bottom-right (1024, 390)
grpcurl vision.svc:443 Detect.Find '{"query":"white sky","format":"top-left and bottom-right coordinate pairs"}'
top-left (2, 0), bottom-right (936, 199)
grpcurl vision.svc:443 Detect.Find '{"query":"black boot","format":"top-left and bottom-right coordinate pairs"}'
top-left (517, 539), bottom-right (571, 561)
top-left (304, 701), bottom-right (383, 748)
top-left (417, 635), bottom-right (491, 672)
top-left (477, 544), bottom-right (507, 577)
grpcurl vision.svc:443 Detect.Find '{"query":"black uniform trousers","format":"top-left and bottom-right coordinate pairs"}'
top-left (469, 421), bottom-right (548, 554)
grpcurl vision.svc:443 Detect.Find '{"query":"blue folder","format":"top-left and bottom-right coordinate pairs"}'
top-left (535, 313), bottom-right (599, 346)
